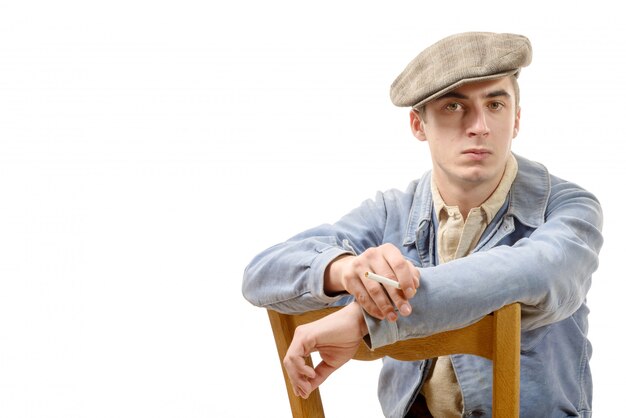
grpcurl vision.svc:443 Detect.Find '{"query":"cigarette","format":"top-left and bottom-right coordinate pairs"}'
top-left (364, 271), bottom-right (401, 289)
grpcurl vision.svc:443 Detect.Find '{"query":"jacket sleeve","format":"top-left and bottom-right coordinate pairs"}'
top-left (365, 179), bottom-right (603, 349)
top-left (242, 190), bottom-right (393, 313)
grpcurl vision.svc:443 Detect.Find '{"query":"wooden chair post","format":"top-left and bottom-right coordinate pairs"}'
top-left (267, 310), bottom-right (325, 418)
top-left (492, 303), bottom-right (521, 418)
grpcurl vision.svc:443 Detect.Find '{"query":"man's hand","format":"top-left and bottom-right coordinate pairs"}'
top-left (324, 243), bottom-right (420, 321)
top-left (283, 302), bottom-right (368, 399)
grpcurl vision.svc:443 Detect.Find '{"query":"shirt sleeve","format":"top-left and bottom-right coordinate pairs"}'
top-left (242, 190), bottom-right (394, 313)
top-left (365, 178), bottom-right (603, 349)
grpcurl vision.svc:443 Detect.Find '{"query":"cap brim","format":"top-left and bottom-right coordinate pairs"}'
top-left (411, 69), bottom-right (519, 109)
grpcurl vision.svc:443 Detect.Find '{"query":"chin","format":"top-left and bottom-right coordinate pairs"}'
top-left (457, 169), bottom-right (496, 186)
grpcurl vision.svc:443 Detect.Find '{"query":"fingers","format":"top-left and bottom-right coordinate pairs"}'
top-left (282, 328), bottom-right (348, 399)
top-left (284, 360), bottom-right (339, 399)
top-left (383, 259), bottom-right (420, 318)
top-left (283, 341), bottom-right (316, 399)
top-left (381, 244), bottom-right (419, 292)
top-left (361, 270), bottom-right (398, 321)
top-left (345, 243), bottom-right (420, 320)
top-left (345, 274), bottom-right (387, 320)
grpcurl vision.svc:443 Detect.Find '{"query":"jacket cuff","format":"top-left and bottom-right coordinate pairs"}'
top-left (363, 310), bottom-right (399, 349)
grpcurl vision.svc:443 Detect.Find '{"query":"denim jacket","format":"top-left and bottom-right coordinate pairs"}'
top-left (242, 154), bottom-right (603, 418)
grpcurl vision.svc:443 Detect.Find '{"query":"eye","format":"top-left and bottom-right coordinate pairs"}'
top-left (487, 102), bottom-right (504, 111)
top-left (444, 102), bottom-right (463, 112)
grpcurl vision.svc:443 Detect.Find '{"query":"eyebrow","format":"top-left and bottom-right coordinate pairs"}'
top-left (485, 89), bottom-right (511, 99)
top-left (437, 89), bottom-right (511, 101)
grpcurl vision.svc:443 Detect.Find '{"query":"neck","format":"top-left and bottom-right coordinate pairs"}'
top-left (433, 175), bottom-right (501, 219)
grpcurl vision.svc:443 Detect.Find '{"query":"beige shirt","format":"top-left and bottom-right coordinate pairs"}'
top-left (420, 154), bottom-right (518, 417)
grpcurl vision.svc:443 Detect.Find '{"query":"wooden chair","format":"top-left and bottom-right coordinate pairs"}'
top-left (268, 303), bottom-right (520, 418)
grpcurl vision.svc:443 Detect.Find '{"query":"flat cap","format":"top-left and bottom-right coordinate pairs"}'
top-left (390, 32), bottom-right (532, 108)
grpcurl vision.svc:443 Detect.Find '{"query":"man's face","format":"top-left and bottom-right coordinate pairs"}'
top-left (411, 77), bottom-right (520, 194)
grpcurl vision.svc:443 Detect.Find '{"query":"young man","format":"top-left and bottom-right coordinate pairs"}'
top-left (242, 32), bottom-right (603, 417)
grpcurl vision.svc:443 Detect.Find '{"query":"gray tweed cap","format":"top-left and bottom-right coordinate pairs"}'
top-left (390, 32), bottom-right (532, 108)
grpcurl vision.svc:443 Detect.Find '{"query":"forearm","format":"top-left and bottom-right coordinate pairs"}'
top-left (243, 192), bottom-right (392, 313)
top-left (242, 234), bottom-right (354, 312)
top-left (366, 185), bottom-right (603, 348)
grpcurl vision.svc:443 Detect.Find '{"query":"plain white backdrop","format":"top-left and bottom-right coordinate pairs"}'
top-left (0, 1), bottom-right (623, 417)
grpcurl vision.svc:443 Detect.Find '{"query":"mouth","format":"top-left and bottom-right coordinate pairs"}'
top-left (462, 149), bottom-right (491, 160)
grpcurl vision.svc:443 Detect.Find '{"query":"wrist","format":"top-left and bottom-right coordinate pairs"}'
top-left (344, 301), bottom-right (369, 338)
top-left (324, 254), bottom-right (354, 294)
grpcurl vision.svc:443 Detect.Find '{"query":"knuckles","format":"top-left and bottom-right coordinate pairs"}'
top-left (388, 258), bottom-right (407, 273)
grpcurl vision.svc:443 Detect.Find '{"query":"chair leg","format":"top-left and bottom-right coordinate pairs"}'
top-left (267, 310), bottom-right (326, 418)
top-left (491, 304), bottom-right (520, 418)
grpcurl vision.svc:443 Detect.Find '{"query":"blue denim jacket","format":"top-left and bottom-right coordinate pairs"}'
top-left (243, 154), bottom-right (603, 418)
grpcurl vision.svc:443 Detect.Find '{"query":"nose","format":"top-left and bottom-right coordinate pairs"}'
top-left (466, 108), bottom-right (490, 138)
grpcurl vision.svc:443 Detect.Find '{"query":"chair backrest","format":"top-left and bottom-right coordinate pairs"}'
top-left (267, 303), bottom-right (520, 418)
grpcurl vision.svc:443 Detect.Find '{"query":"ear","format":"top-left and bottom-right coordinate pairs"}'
top-left (512, 107), bottom-right (521, 138)
top-left (410, 109), bottom-right (427, 141)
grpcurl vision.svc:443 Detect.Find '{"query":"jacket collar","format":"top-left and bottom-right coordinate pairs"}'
top-left (507, 154), bottom-right (549, 229)
top-left (403, 153), bottom-right (549, 245)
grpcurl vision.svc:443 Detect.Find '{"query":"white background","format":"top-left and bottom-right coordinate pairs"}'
top-left (0, 1), bottom-right (623, 417)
